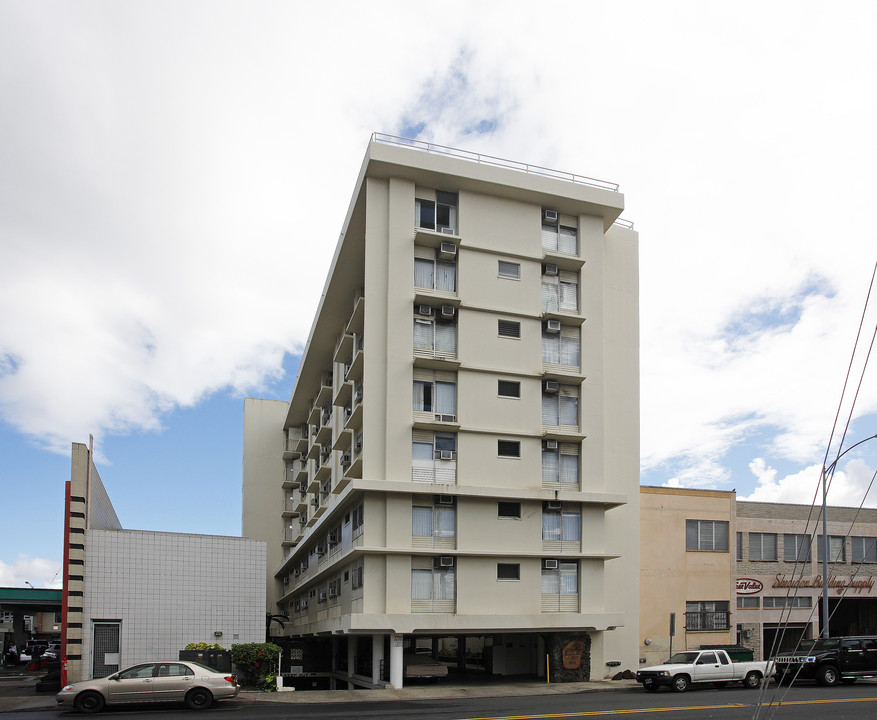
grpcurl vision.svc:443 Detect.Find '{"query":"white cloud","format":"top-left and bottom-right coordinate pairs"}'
top-left (742, 457), bottom-right (877, 509)
top-left (0, 1), bottom-right (876, 504)
top-left (0, 555), bottom-right (63, 589)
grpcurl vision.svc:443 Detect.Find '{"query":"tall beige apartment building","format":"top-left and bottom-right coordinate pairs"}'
top-left (242, 135), bottom-right (640, 688)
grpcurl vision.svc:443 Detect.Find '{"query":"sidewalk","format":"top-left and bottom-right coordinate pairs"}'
top-left (0, 665), bottom-right (639, 713)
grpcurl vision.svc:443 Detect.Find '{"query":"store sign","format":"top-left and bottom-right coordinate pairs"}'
top-left (773, 574), bottom-right (876, 595)
top-left (736, 578), bottom-right (763, 595)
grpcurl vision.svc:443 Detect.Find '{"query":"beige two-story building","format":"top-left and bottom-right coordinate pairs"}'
top-left (243, 134), bottom-right (641, 688)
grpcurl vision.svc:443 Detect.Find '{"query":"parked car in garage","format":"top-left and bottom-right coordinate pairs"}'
top-left (56, 660), bottom-right (240, 713)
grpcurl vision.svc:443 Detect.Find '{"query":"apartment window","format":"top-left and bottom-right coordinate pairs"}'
top-left (497, 563), bottom-right (520, 580)
top-left (498, 501), bottom-right (521, 519)
top-left (737, 596), bottom-right (760, 609)
top-left (351, 503), bottom-right (364, 538)
top-left (416, 191), bottom-right (457, 234)
top-left (498, 261), bottom-right (520, 279)
top-left (497, 440), bottom-right (520, 458)
top-left (852, 536), bottom-right (877, 563)
top-left (498, 380), bottom-right (520, 398)
top-left (412, 504), bottom-right (456, 545)
top-left (413, 370), bottom-right (456, 416)
top-left (542, 222), bottom-right (578, 254)
top-left (783, 534), bottom-right (812, 562)
top-left (542, 506), bottom-right (581, 549)
top-left (749, 532), bottom-right (778, 561)
top-left (541, 561), bottom-right (578, 612)
top-left (685, 601), bottom-right (730, 630)
top-left (328, 578), bottom-right (341, 601)
top-left (413, 316), bottom-right (457, 360)
top-left (542, 385), bottom-right (578, 429)
top-left (542, 325), bottom-right (580, 370)
top-left (351, 560), bottom-right (364, 590)
top-left (414, 246), bottom-right (456, 292)
top-left (686, 520), bottom-right (729, 552)
top-left (817, 535), bottom-right (846, 563)
top-left (542, 269), bottom-right (578, 313)
top-left (737, 532), bottom-right (743, 561)
top-left (763, 596), bottom-right (812, 609)
top-left (412, 431), bottom-right (457, 484)
top-left (498, 319), bottom-right (521, 338)
top-left (542, 442), bottom-right (579, 488)
top-left (411, 560), bottom-right (455, 612)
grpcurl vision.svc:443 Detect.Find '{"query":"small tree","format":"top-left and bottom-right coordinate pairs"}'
top-left (230, 643), bottom-right (282, 691)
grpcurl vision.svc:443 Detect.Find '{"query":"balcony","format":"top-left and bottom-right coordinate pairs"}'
top-left (333, 333), bottom-right (354, 365)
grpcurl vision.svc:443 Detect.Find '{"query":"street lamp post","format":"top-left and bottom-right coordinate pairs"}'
top-left (820, 433), bottom-right (877, 638)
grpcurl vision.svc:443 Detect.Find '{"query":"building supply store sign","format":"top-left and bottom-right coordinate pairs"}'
top-left (772, 574), bottom-right (875, 594)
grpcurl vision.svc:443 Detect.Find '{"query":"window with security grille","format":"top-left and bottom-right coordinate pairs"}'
top-left (783, 534), bottom-right (812, 562)
top-left (685, 601), bottom-right (730, 630)
top-left (852, 536), bottom-right (877, 563)
top-left (817, 535), bottom-right (846, 563)
top-left (685, 520), bottom-right (729, 552)
top-left (749, 532), bottom-right (777, 561)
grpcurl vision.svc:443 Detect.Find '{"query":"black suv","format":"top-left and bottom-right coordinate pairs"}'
top-left (773, 636), bottom-right (877, 686)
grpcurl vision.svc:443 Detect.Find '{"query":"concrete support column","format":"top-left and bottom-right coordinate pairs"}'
top-left (537, 635), bottom-right (546, 678)
top-left (389, 633), bottom-right (404, 689)
top-left (457, 635), bottom-right (467, 671)
top-left (347, 638), bottom-right (356, 689)
top-left (372, 634), bottom-right (384, 685)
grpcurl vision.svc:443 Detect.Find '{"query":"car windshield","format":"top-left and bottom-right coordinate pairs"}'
top-left (808, 638), bottom-right (841, 651)
top-left (665, 652), bottom-right (701, 664)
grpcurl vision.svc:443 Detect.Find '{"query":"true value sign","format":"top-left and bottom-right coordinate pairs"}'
top-left (736, 578), bottom-right (763, 595)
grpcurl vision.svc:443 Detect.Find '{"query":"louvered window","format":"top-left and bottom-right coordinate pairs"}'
top-left (542, 443), bottom-right (579, 488)
top-left (542, 325), bottom-right (580, 371)
top-left (748, 532), bottom-right (777, 561)
top-left (541, 562), bottom-right (578, 612)
top-left (542, 224), bottom-right (578, 254)
top-left (542, 386), bottom-right (579, 430)
top-left (498, 319), bottom-right (521, 338)
top-left (542, 270), bottom-right (578, 313)
top-left (686, 520), bottom-right (729, 552)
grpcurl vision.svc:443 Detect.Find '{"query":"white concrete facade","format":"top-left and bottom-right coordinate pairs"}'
top-left (243, 136), bottom-right (641, 685)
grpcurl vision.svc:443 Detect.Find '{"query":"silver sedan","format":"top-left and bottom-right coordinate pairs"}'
top-left (56, 660), bottom-right (240, 713)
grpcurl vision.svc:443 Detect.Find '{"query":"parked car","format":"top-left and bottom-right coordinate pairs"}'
top-left (773, 635), bottom-right (877, 686)
top-left (56, 660), bottom-right (240, 713)
top-left (636, 649), bottom-right (773, 692)
top-left (43, 643), bottom-right (61, 660)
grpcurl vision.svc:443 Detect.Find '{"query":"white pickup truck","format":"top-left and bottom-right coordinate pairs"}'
top-left (636, 649), bottom-right (773, 692)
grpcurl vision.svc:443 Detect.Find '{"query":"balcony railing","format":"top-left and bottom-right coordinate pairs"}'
top-left (685, 611), bottom-right (730, 631)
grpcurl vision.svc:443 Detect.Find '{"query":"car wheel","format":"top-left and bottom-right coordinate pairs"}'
top-left (75, 691), bottom-right (105, 714)
top-left (185, 688), bottom-right (214, 710)
top-left (671, 675), bottom-right (690, 692)
top-left (743, 671), bottom-right (761, 689)
top-left (815, 665), bottom-right (839, 687)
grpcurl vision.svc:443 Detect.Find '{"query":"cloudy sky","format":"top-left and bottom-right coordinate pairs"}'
top-left (2, 1), bottom-right (876, 588)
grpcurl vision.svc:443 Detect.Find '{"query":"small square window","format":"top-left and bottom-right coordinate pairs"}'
top-left (497, 563), bottom-right (520, 580)
top-left (498, 380), bottom-right (521, 398)
top-left (498, 320), bottom-right (521, 338)
top-left (498, 440), bottom-right (520, 458)
top-left (498, 501), bottom-right (521, 518)
top-left (498, 261), bottom-right (520, 280)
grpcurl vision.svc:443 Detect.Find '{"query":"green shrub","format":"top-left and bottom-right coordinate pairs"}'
top-left (183, 642), bottom-right (226, 651)
top-left (230, 643), bottom-right (282, 689)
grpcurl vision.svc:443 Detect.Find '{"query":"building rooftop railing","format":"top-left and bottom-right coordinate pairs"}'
top-left (372, 132), bottom-right (620, 193)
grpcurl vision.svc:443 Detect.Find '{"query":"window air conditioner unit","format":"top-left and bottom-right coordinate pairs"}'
top-left (418, 305), bottom-right (434, 317)
top-left (543, 209), bottom-right (559, 224)
top-left (438, 556), bottom-right (455, 567)
top-left (318, 593), bottom-right (327, 603)
top-left (434, 413), bottom-right (456, 423)
top-left (301, 600), bottom-right (308, 610)
top-left (328, 589), bottom-right (338, 598)
top-left (436, 450), bottom-right (456, 461)
top-left (316, 544), bottom-right (326, 555)
top-left (341, 453), bottom-right (351, 466)
top-left (543, 559), bottom-right (559, 570)
top-left (543, 263), bottom-right (559, 276)
top-left (438, 242), bottom-right (457, 259)
top-left (437, 494), bottom-right (454, 505)
top-left (439, 226), bottom-right (455, 235)
top-left (543, 439), bottom-right (559, 450)
top-left (355, 388), bottom-right (363, 403)
top-left (354, 440), bottom-right (363, 452)
top-left (441, 305), bottom-right (456, 318)
top-left (546, 500), bottom-right (562, 510)
top-left (543, 380), bottom-right (560, 394)
top-left (545, 319), bottom-right (561, 334)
